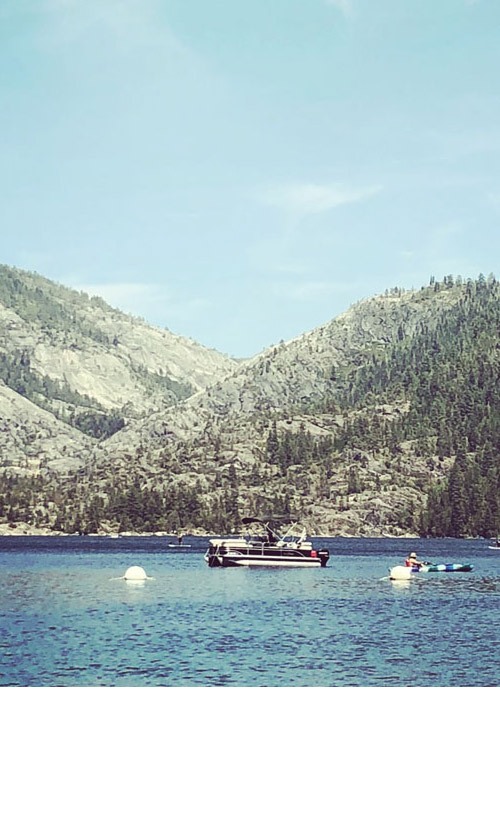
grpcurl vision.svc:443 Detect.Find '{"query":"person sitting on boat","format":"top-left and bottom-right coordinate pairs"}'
top-left (264, 525), bottom-right (277, 545)
top-left (405, 551), bottom-right (424, 568)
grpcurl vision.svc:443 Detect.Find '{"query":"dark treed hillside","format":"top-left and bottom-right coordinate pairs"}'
top-left (324, 274), bottom-right (500, 536)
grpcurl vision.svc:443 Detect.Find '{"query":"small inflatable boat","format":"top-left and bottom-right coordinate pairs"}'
top-left (416, 563), bottom-right (473, 573)
top-left (390, 563), bottom-right (473, 580)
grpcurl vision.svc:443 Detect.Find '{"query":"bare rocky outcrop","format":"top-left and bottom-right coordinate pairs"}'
top-left (0, 382), bottom-right (91, 474)
top-left (0, 265), bottom-right (238, 420)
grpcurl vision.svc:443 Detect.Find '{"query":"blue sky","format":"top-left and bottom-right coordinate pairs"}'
top-left (1, 0), bottom-right (499, 357)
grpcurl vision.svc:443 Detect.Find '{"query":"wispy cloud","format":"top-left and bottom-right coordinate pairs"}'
top-left (258, 182), bottom-right (380, 216)
top-left (325, 0), bottom-right (354, 19)
top-left (69, 280), bottom-right (211, 327)
top-left (72, 281), bottom-right (157, 312)
top-left (39, 0), bottom-right (190, 56)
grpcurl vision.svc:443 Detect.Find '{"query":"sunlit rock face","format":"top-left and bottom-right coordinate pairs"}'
top-left (0, 264), bottom-right (238, 476)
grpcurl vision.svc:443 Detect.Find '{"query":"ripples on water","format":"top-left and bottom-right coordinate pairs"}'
top-left (1, 536), bottom-right (499, 686)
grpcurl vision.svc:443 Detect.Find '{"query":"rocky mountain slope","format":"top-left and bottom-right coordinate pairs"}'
top-left (2, 271), bottom-right (499, 538)
top-left (83, 276), bottom-right (499, 537)
top-left (0, 264), bottom-right (238, 471)
top-left (0, 382), bottom-right (91, 474)
top-left (0, 264), bottom-right (237, 411)
top-left (95, 281), bottom-right (464, 454)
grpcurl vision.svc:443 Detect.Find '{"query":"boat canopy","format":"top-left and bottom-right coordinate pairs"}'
top-left (241, 516), bottom-right (298, 526)
top-left (241, 515), bottom-right (305, 545)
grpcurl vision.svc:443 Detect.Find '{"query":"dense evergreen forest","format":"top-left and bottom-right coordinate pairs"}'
top-left (329, 274), bottom-right (500, 537)
top-left (1, 274), bottom-right (499, 537)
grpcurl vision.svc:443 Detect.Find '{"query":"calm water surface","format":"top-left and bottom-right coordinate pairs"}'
top-left (1, 536), bottom-right (499, 687)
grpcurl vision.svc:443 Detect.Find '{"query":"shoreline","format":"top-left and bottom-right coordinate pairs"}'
top-left (0, 523), bottom-right (185, 538)
top-left (0, 521), bottom-right (452, 540)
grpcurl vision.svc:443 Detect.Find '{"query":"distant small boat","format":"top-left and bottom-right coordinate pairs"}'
top-left (166, 536), bottom-right (191, 548)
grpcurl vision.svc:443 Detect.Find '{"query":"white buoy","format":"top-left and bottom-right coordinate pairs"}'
top-left (124, 566), bottom-right (147, 580)
top-left (389, 565), bottom-right (412, 580)
top-left (110, 566), bottom-right (153, 583)
top-left (122, 565), bottom-right (154, 582)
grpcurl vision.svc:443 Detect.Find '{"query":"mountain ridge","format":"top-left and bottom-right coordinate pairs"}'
top-left (1, 267), bottom-right (499, 539)
top-left (0, 264), bottom-right (238, 448)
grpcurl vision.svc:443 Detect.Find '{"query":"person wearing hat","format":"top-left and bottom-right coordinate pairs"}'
top-left (405, 551), bottom-right (424, 568)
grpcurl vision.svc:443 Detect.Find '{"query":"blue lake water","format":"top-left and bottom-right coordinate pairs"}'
top-left (1, 536), bottom-right (499, 687)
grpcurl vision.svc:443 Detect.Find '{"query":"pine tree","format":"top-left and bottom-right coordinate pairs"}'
top-left (447, 447), bottom-right (468, 537)
top-left (266, 421), bottom-right (280, 465)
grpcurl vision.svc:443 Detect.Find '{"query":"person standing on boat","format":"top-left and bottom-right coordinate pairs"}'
top-left (405, 551), bottom-right (424, 568)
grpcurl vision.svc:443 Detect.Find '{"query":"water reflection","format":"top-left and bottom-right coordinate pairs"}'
top-left (390, 579), bottom-right (411, 590)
